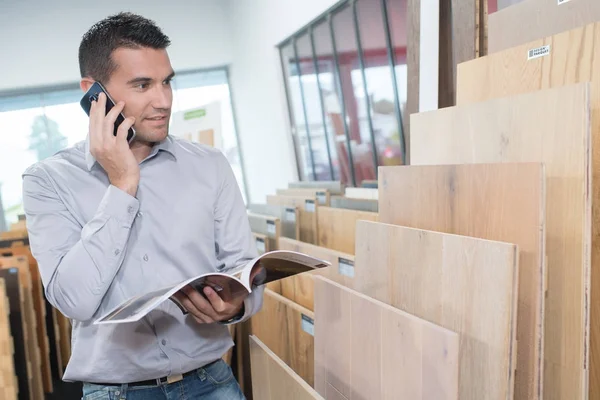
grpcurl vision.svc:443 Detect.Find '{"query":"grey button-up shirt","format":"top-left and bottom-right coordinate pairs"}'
top-left (21, 134), bottom-right (262, 383)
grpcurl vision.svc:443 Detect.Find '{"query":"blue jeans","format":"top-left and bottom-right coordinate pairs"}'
top-left (81, 360), bottom-right (245, 400)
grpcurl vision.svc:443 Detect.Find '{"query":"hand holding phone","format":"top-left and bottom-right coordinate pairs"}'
top-left (85, 89), bottom-right (140, 197)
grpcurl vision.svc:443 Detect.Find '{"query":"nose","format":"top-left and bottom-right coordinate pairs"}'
top-left (151, 84), bottom-right (172, 110)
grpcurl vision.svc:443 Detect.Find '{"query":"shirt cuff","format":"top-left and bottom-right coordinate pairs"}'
top-left (97, 185), bottom-right (140, 227)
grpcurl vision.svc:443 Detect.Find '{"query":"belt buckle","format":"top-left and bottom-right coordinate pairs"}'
top-left (166, 374), bottom-right (183, 384)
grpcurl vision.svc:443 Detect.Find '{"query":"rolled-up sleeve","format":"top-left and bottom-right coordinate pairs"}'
top-left (22, 168), bottom-right (139, 322)
top-left (213, 153), bottom-right (263, 323)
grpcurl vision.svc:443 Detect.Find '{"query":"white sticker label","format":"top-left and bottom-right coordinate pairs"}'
top-left (267, 220), bottom-right (276, 235)
top-left (305, 200), bottom-right (316, 213)
top-left (256, 238), bottom-right (265, 253)
top-left (338, 258), bottom-right (355, 278)
top-left (285, 208), bottom-right (296, 222)
top-left (316, 191), bottom-right (327, 205)
top-left (557, 0), bottom-right (571, 4)
top-left (528, 45), bottom-right (550, 60)
top-left (301, 314), bottom-right (315, 336)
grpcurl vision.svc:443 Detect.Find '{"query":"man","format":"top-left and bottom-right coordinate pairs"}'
top-left (21, 12), bottom-right (262, 400)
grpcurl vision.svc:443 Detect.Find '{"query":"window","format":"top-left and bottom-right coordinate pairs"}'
top-left (279, 0), bottom-right (407, 187)
top-left (0, 67), bottom-right (247, 229)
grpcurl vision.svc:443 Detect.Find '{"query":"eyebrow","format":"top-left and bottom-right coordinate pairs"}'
top-left (127, 71), bottom-right (176, 86)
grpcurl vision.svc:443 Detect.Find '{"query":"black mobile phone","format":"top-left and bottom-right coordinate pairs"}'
top-left (80, 82), bottom-right (136, 142)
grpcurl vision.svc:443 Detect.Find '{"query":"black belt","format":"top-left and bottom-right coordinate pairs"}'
top-left (89, 360), bottom-right (218, 387)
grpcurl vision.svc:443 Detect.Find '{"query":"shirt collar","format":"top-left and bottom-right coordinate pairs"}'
top-left (85, 134), bottom-right (177, 171)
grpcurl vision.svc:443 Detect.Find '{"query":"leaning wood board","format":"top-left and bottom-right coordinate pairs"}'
top-left (247, 203), bottom-right (300, 240)
top-left (456, 24), bottom-right (600, 400)
top-left (378, 163), bottom-right (546, 400)
top-left (411, 82), bottom-right (591, 400)
top-left (354, 220), bottom-right (519, 400)
top-left (248, 212), bottom-right (280, 251)
top-left (251, 289), bottom-right (315, 387)
top-left (488, 0), bottom-right (600, 53)
top-left (277, 189), bottom-right (331, 206)
top-left (0, 269), bottom-right (31, 400)
top-left (0, 257), bottom-right (44, 400)
top-left (0, 279), bottom-right (17, 400)
top-left (316, 207), bottom-right (378, 254)
top-left (278, 237), bottom-right (356, 311)
top-left (250, 335), bottom-right (324, 400)
top-left (0, 244), bottom-right (53, 392)
top-left (314, 276), bottom-right (460, 400)
top-left (267, 195), bottom-right (318, 244)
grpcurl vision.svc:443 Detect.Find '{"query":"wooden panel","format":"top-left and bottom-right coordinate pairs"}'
top-left (329, 196), bottom-right (378, 213)
top-left (0, 245), bottom-right (52, 393)
top-left (267, 195), bottom-right (318, 244)
top-left (57, 312), bottom-right (71, 371)
top-left (289, 181), bottom-right (345, 195)
top-left (0, 257), bottom-right (44, 400)
top-left (456, 25), bottom-right (600, 400)
top-left (0, 279), bottom-right (17, 400)
top-left (251, 289), bottom-right (315, 386)
top-left (252, 232), bottom-right (269, 255)
top-left (0, 269), bottom-right (31, 400)
top-left (343, 188), bottom-right (377, 200)
top-left (379, 163), bottom-right (545, 400)
top-left (250, 335), bottom-right (324, 400)
top-left (314, 276), bottom-right (459, 400)
top-left (411, 82), bottom-right (591, 400)
top-left (317, 207), bottom-right (378, 254)
top-left (248, 212), bottom-right (280, 251)
top-left (278, 238), bottom-right (356, 310)
top-left (277, 189), bottom-right (330, 206)
top-left (354, 220), bottom-right (519, 400)
top-left (247, 203), bottom-right (300, 240)
top-left (488, 0), bottom-right (600, 53)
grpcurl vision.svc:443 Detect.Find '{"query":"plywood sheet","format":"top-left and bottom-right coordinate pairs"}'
top-left (317, 207), bottom-right (378, 254)
top-left (251, 289), bottom-right (315, 387)
top-left (314, 276), bottom-right (460, 400)
top-left (488, 0), bottom-right (600, 53)
top-left (250, 335), bottom-right (324, 400)
top-left (267, 195), bottom-right (318, 244)
top-left (379, 163), bottom-right (545, 400)
top-left (0, 279), bottom-right (17, 400)
top-left (411, 82), bottom-right (591, 400)
top-left (247, 203), bottom-right (300, 240)
top-left (354, 220), bottom-right (519, 400)
top-left (456, 24), bottom-right (600, 400)
top-left (0, 245), bottom-right (52, 393)
top-left (0, 269), bottom-right (31, 400)
top-left (0, 257), bottom-right (44, 400)
top-left (278, 238), bottom-right (356, 311)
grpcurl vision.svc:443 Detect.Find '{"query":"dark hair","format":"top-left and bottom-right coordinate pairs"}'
top-left (78, 12), bottom-right (171, 83)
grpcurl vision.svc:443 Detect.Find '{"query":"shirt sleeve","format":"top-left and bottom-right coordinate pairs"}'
top-left (22, 168), bottom-right (139, 322)
top-left (213, 153), bottom-right (264, 323)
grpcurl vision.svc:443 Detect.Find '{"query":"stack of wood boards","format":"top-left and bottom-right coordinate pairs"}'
top-left (316, 207), bottom-right (378, 254)
top-left (378, 162), bottom-right (544, 400)
top-left (328, 196), bottom-right (378, 213)
top-left (455, 22), bottom-right (600, 399)
top-left (288, 181), bottom-right (344, 196)
top-left (267, 195), bottom-right (318, 244)
top-left (314, 276), bottom-right (460, 400)
top-left (247, 213), bottom-right (280, 253)
top-left (251, 289), bottom-right (315, 387)
top-left (0, 279), bottom-right (17, 400)
top-left (250, 335), bottom-right (324, 400)
top-left (247, 203), bottom-right (300, 240)
top-left (277, 189), bottom-right (330, 206)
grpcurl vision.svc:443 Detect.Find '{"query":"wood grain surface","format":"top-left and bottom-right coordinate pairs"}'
top-left (456, 24), bottom-right (600, 399)
top-left (353, 220), bottom-right (519, 400)
top-left (411, 82), bottom-right (591, 400)
top-left (378, 163), bottom-right (546, 400)
top-left (316, 207), bottom-right (378, 254)
top-left (488, 0), bottom-right (600, 53)
top-left (267, 195), bottom-right (318, 244)
top-left (250, 335), bottom-right (324, 400)
top-left (251, 289), bottom-right (315, 387)
top-left (0, 279), bottom-right (17, 400)
top-left (314, 276), bottom-right (460, 400)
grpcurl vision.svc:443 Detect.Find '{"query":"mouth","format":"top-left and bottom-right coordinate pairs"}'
top-left (145, 115), bottom-right (168, 122)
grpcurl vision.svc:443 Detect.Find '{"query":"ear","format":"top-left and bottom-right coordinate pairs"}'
top-left (80, 77), bottom-right (95, 92)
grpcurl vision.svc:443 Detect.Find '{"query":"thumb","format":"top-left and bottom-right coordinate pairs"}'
top-left (117, 116), bottom-right (135, 142)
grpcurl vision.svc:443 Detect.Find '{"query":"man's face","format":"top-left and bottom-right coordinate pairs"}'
top-left (103, 47), bottom-right (174, 144)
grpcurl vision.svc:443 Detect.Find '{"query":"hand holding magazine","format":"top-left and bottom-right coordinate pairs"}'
top-left (94, 250), bottom-right (330, 325)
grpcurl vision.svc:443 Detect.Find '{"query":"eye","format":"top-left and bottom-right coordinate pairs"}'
top-left (137, 83), bottom-right (149, 90)
top-left (163, 78), bottom-right (172, 86)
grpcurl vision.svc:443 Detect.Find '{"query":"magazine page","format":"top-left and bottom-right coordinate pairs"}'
top-left (242, 250), bottom-right (331, 287)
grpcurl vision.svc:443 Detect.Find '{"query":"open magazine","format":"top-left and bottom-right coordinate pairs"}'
top-left (93, 250), bottom-right (331, 325)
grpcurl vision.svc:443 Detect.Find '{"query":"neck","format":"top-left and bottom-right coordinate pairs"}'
top-left (129, 139), bottom-right (154, 163)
